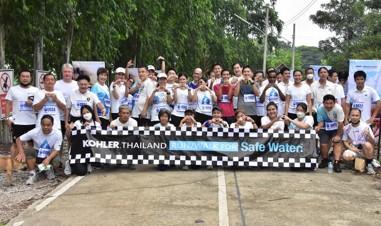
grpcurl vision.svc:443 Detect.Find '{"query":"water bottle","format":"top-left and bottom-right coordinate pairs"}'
top-left (328, 162), bottom-right (333, 174)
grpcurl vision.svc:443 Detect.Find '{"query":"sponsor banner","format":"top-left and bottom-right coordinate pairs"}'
top-left (348, 59), bottom-right (381, 97)
top-left (70, 127), bottom-right (318, 168)
top-left (72, 61), bottom-right (105, 85)
top-left (0, 69), bottom-right (14, 117)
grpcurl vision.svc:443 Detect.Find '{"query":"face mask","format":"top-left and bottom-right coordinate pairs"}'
top-left (83, 113), bottom-right (92, 121)
top-left (296, 111), bottom-right (305, 119)
top-left (306, 74), bottom-right (314, 80)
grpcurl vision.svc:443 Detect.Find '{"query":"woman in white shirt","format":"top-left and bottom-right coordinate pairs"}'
top-left (143, 73), bottom-right (173, 125)
top-left (172, 73), bottom-right (193, 126)
top-left (179, 109), bottom-right (202, 128)
top-left (230, 110), bottom-right (258, 129)
top-left (192, 78), bottom-right (217, 124)
top-left (284, 103), bottom-right (314, 130)
top-left (261, 102), bottom-right (285, 131)
top-left (284, 70), bottom-right (312, 119)
top-left (153, 109), bottom-right (175, 129)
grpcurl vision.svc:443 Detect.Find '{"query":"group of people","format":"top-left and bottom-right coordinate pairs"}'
top-left (5, 60), bottom-right (381, 184)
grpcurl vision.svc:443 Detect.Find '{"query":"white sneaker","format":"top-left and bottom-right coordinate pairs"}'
top-left (26, 171), bottom-right (37, 185)
top-left (367, 163), bottom-right (376, 175)
top-left (64, 160), bottom-right (72, 176)
top-left (46, 167), bottom-right (56, 180)
top-left (372, 159), bottom-right (380, 168)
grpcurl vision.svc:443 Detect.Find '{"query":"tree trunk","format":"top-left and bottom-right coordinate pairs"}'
top-left (0, 24), bottom-right (5, 68)
top-left (34, 36), bottom-right (44, 70)
top-left (64, 20), bottom-right (74, 63)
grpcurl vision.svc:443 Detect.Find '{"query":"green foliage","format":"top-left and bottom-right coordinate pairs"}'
top-left (311, 0), bottom-right (381, 70)
top-left (297, 46), bottom-right (323, 68)
top-left (267, 48), bottom-right (302, 70)
top-left (1, 0), bottom-right (284, 76)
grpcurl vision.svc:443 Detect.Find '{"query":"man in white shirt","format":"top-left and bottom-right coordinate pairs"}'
top-left (65, 75), bottom-right (104, 126)
top-left (54, 63), bottom-right (78, 134)
top-left (277, 67), bottom-right (292, 116)
top-left (342, 108), bottom-right (377, 174)
top-left (5, 70), bottom-right (39, 182)
top-left (110, 105), bottom-right (138, 128)
top-left (345, 70), bottom-right (381, 124)
top-left (33, 72), bottom-right (66, 130)
top-left (130, 66), bottom-right (156, 126)
top-left (328, 69), bottom-right (345, 108)
top-left (110, 67), bottom-right (129, 120)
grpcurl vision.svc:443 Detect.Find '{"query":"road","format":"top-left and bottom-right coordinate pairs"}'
top-left (7, 167), bottom-right (381, 226)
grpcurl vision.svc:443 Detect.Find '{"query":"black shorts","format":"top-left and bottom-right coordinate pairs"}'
top-left (318, 129), bottom-right (338, 144)
top-left (12, 124), bottom-right (35, 143)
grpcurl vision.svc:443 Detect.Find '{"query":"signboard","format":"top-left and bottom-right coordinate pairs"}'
top-left (0, 69), bottom-right (14, 118)
top-left (35, 70), bottom-right (49, 89)
top-left (348, 59), bottom-right (381, 97)
top-left (70, 127), bottom-right (318, 169)
top-left (72, 61), bottom-right (105, 85)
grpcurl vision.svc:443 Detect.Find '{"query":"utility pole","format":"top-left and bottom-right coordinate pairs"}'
top-left (263, 6), bottom-right (269, 73)
top-left (0, 24), bottom-right (5, 68)
top-left (291, 23), bottom-right (296, 70)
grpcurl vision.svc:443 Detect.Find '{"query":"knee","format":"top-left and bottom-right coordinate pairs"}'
top-left (343, 150), bottom-right (356, 161)
top-left (363, 142), bottom-right (374, 152)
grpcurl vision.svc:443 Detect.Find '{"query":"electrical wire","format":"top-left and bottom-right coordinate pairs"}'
top-left (285, 0), bottom-right (318, 25)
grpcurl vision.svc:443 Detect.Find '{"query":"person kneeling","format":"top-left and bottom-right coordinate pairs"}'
top-left (342, 108), bottom-right (378, 175)
top-left (16, 115), bottom-right (62, 185)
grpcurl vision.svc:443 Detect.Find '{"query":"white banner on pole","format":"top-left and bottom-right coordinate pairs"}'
top-left (348, 59), bottom-right (381, 97)
top-left (35, 70), bottom-right (49, 89)
top-left (72, 61), bottom-right (105, 85)
top-left (0, 69), bottom-right (14, 117)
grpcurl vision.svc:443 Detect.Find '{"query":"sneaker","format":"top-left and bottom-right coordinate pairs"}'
top-left (319, 159), bottom-right (329, 169)
top-left (46, 167), bottom-right (56, 180)
top-left (372, 159), bottom-right (381, 168)
top-left (333, 162), bottom-right (342, 173)
top-left (181, 166), bottom-right (189, 170)
top-left (367, 163), bottom-right (376, 175)
top-left (26, 172), bottom-right (37, 185)
top-left (64, 160), bottom-right (72, 176)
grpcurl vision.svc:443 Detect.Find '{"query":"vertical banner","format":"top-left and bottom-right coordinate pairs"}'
top-left (310, 65), bottom-right (332, 81)
top-left (0, 69), bottom-right (14, 117)
top-left (35, 70), bottom-right (49, 89)
top-left (348, 59), bottom-right (381, 97)
top-left (72, 61), bottom-right (105, 85)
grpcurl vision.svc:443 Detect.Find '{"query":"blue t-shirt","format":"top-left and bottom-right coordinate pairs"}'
top-left (91, 83), bottom-right (111, 118)
top-left (316, 104), bottom-right (344, 131)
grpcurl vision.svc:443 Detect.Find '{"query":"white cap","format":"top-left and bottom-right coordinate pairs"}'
top-left (157, 73), bottom-right (167, 79)
top-left (147, 65), bottom-right (155, 71)
top-left (115, 67), bottom-right (125, 74)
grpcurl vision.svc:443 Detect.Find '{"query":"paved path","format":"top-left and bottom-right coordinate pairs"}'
top-left (7, 167), bottom-right (381, 226)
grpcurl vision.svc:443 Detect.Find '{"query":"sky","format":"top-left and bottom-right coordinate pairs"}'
top-left (267, 0), bottom-right (333, 47)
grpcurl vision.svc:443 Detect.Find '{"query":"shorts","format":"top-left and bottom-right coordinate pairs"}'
top-left (32, 149), bottom-right (61, 165)
top-left (318, 129), bottom-right (337, 144)
top-left (12, 124), bottom-right (35, 143)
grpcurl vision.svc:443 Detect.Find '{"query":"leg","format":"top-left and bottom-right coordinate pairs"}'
top-left (332, 142), bottom-right (343, 161)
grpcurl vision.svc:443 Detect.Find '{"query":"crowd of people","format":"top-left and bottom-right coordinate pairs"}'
top-left (4, 60), bottom-right (381, 184)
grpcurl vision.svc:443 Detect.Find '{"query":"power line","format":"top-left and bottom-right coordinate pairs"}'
top-left (285, 0), bottom-right (318, 25)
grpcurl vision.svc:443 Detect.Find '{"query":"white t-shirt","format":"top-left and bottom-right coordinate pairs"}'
top-left (261, 116), bottom-right (284, 131)
top-left (153, 122), bottom-right (176, 129)
top-left (172, 88), bottom-right (192, 117)
top-left (20, 128), bottom-right (62, 159)
top-left (230, 121), bottom-right (254, 129)
top-left (110, 117), bottom-right (138, 128)
top-left (54, 80), bottom-right (79, 120)
top-left (150, 91), bottom-right (172, 122)
top-left (262, 85), bottom-right (283, 117)
top-left (5, 85), bottom-right (39, 125)
top-left (132, 79), bottom-right (156, 118)
top-left (276, 82), bottom-right (290, 117)
top-left (346, 86), bottom-right (380, 121)
top-left (288, 115), bottom-right (314, 130)
top-left (311, 80), bottom-right (337, 110)
top-left (33, 90), bottom-right (66, 130)
top-left (195, 90), bottom-right (215, 116)
top-left (255, 86), bottom-right (266, 116)
top-left (286, 83), bottom-right (311, 114)
top-left (67, 90), bottom-right (101, 117)
top-left (119, 94), bottom-right (134, 111)
top-left (343, 121), bottom-right (374, 145)
top-left (73, 120), bottom-right (101, 130)
top-left (333, 83), bottom-right (345, 105)
top-left (110, 82), bottom-right (126, 114)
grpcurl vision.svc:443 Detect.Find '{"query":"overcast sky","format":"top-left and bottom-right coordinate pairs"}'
top-left (268, 0), bottom-right (333, 47)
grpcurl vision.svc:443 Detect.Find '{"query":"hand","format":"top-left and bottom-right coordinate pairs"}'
top-left (15, 151), bottom-right (26, 163)
top-left (115, 79), bottom-right (122, 85)
top-left (42, 158), bottom-right (50, 166)
top-left (140, 111), bottom-right (147, 119)
top-left (315, 126), bottom-right (322, 132)
top-left (136, 82), bottom-right (142, 89)
top-left (366, 117), bottom-right (375, 125)
top-left (283, 115), bottom-right (291, 122)
top-left (245, 116), bottom-right (254, 123)
top-left (26, 99), bottom-right (33, 106)
top-left (127, 59), bottom-right (134, 68)
top-left (332, 135), bottom-right (341, 143)
top-left (157, 56), bottom-right (165, 61)
top-left (50, 93), bottom-right (58, 102)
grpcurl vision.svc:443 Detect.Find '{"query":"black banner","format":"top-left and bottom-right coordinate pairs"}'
top-left (70, 127), bottom-right (318, 168)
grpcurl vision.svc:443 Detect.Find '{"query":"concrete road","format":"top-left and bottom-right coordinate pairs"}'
top-left (7, 167), bottom-right (381, 226)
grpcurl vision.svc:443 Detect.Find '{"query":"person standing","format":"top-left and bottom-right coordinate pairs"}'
top-left (110, 67), bottom-right (128, 120)
top-left (171, 73), bottom-right (193, 126)
top-left (214, 69), bottom-right (235, 124)
top-left (91, 68), bottom-right (111, 129)
top-left (259, 69), bottom-right (286, 117)
top-left (33, 73), bottom-right (66, 130)
top-left (192, 78), bottom-right (217, 124)
top-left (189, 68), bottom-right (202, 90)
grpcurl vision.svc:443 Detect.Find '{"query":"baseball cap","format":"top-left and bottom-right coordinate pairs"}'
top-left (157, 73), bottom-right (167, 79)
top-left (115, 67), bottom-right (125, 74)
top-left (147, 65), bottom-right (155, 71)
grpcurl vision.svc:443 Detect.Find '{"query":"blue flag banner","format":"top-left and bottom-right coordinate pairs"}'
top-left (349, 59), bottom-right (381, 97)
